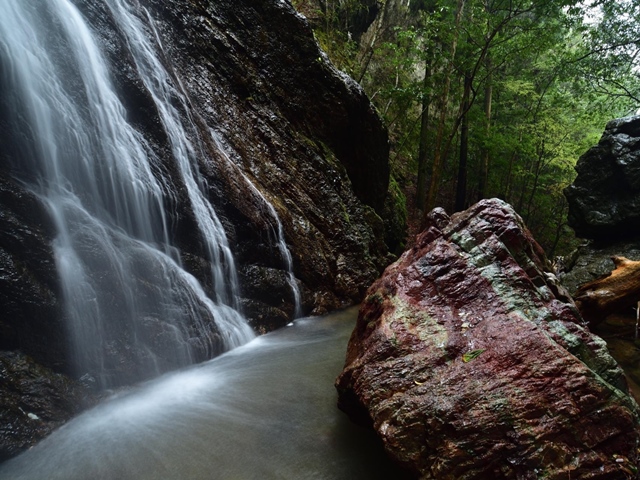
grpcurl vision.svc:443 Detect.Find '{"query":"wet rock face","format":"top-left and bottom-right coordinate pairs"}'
top-left (559, 241), bottom-right (640, 296)
top-left (102, 0), bottom-right (391, 323)
top-left (565, 116), bottom-right (640, 241)
top-left (0, 0), bottom-right (391, 364)
top-left (336, 199), bottom-right (640, 479)
top-left (0, 0), bottom-right (392, 458)
top-left (0, 351), bottom-right (92, 462)
top-left (0, 174), bottom-right (68, 372)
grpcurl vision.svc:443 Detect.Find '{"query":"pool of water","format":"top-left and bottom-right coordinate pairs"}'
top-left (0, 308), bottom-right (411, 480)
top-left (593, 312), bottom-right (640, 400)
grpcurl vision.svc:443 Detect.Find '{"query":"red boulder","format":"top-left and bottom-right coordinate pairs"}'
top-left (336, 199), bottom-right (640, 479)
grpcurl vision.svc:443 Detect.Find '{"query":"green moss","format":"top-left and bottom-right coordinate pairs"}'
top-left (382, 174), bottom-right (408, 254)
top-left (341, 203), bottom-right (351, 224)
top-left (388, 175), bottom-right (407, 224)
top-left (390, 296), bottom-right (448, 346)
top-left (367, 291), bottom-right (384, 305)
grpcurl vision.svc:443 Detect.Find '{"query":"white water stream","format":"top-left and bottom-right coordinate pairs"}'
top-left (0, 1), bottom-right (409, 477)
top-left (210, 131), bottom-right (303, 318)
top-left (0, 309), bottom-right (410, 480)
top-left (0, 0), bottom-right (254, 387)
top-left (0, 1), bottom-right (400, 476)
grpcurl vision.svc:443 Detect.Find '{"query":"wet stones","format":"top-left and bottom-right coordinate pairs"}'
top-left (336, 199), bottom-right (640, 479)
top-left (565, 115), bottom-right (640, 241)
top-left (0, 351), bottom-right (92, 462)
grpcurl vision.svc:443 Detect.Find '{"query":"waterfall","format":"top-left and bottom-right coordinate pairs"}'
top-left (0, 0), bottom-right (254, 387)
top-left (210, 131), bottom-right (303, 318)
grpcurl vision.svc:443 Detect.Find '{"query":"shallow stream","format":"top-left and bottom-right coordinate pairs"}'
top-left (0, 308), bottom-right (410, 480)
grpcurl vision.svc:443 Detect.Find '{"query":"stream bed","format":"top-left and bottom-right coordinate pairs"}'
top-left (4, 307), bottom-right (640, 479)
top-left (0, 308), bottom-right (410, 480)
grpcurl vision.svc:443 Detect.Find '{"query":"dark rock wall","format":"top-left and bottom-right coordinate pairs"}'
top-left (0, 352), bottom-right (92, 463)
top-left (134, 0), bottom-right (391, 319)
top-left (0, 0), bottom-right (391, 458)
top-left (565, 115), bottom-right (640, 241)
top-left (563, 115), bottom-right (640, 299)
top-left (69, 0), bottom-right (391, 327)
top-left (0, 0), bottom-right (391, 357)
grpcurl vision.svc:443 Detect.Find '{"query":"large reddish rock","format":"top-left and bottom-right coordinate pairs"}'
top-left (336, 199), bottom-right (640, 479)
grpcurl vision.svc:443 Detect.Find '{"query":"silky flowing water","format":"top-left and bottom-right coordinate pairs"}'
top-left (0, 0), bottom-right (261, 388)
top-left (0, 1), bottom-right (398, 476)
top-left (0, 308), bottom-right (408, 480)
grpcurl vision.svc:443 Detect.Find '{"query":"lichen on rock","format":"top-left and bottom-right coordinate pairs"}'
top-left (336, 198), bottom-right (640, 479)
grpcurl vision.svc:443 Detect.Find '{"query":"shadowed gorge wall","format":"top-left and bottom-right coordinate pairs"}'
top-left (0, 0), bottom-right (391, 451)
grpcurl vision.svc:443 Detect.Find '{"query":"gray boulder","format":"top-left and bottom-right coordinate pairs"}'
top-left (565, 116), bottom-right (640, 241)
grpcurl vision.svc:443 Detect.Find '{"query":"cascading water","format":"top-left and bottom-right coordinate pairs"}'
top-left (210, 131), bottom-right (303, 319)
top-left (105, 0), bottom-right (243, 309)
top-left (0, 0), bottom-right (254, 387)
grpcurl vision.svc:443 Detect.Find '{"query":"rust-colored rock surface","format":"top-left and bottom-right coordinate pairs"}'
top-left (336, 199), bottom-right (640, 479)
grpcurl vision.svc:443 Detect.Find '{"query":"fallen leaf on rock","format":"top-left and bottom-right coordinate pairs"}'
top-left (462, 349), bottom-right (485, 363)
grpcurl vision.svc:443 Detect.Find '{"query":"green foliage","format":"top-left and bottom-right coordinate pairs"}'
top-left (291, 0), bottom-right (368, 77)
top-left (384, 174), bottom-right (409, 254)
top-left (314, 28), bottom-right (360, 77)
top-left (564, 0), bottom-right (640, 107)
top-left (292, 0), bottom-right (640, 257)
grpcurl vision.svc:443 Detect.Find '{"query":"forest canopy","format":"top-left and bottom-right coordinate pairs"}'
top-left (292, 0), bottom-right (640, 256)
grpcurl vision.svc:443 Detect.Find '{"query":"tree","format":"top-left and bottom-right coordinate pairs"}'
top-left (568, 0), bottom-right (640, 104)
top-left (293, 0), bottom-right (640, 255)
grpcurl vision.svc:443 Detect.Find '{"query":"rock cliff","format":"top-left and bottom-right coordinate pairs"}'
top-left (0, 0), bottom-right (393, 459)
top-left (0, 0), bottom-right (391, 368)
top-left (562, 115), bottom-right (640, 298)
top-left (76, 0), bottom-right (392, 330)
top-left (336, 199), bottom-right (640, 479)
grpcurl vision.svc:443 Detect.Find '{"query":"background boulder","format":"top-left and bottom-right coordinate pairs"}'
top-left (565, 115), bottom-right (640, 242)
top-left (561, 116), bottom-right (640, 314)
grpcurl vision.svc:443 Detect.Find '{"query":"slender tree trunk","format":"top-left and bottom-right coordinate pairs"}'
top-left (478, 57), bottom-right (493, 200)
top-left (424, 0), bottom-right (466, 215)
top-left (477, 0), bottom-right (494, 199)
top-left (356, 0), bottom-right (390, 83)
top-left (503, 151), bottom-right (517, 199)
top-left (525, 140), bottom-right (546, 223)
top-left (416, 57), bottom-right (432, 212)
top-left (455, 73), bottom-right (472, 211)
top-left (502, 129), bottom-right (521, 200)
top-left (516, 156), bottom-right (532, 213)
top-left (548, 197), bottom-right (567, 259)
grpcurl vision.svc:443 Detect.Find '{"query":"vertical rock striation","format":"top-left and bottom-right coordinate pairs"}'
top-left (0, 0), bottom-right (391, 370)
top-left (75, 0), bottom-right (392, 331)
top-left (337, 199), bottom-right (640, 479)
top-left (0, 0), bottom-right (392, 458)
